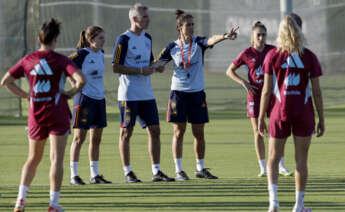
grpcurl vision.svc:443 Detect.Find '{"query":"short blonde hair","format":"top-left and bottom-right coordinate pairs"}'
top-left (129, 3), bottom-right (148, 19)
top-left (277, 15), bottom-right (305, 54)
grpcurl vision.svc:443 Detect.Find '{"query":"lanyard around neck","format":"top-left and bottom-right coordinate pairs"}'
top-left (179, 39), bottom-right (192, 70)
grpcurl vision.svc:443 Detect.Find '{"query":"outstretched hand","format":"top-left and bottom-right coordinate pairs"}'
top-left (224, 26), bottom-right (239, 40)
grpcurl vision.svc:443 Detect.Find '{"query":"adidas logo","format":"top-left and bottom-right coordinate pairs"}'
top-left (284, 73), bottom-right (300, 88)
top-left (30, 59), bottom-right (53, 76)
top-left (255, 65), bottom-right (264, 76)
top-left (33, 80), bottom-right (51, 94)
top-left (281, 52), bottom-right (304, 69)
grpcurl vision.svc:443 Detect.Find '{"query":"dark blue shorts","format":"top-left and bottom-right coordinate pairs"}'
top-left (72, 93), bottom-right (107, 129)
top-left (118, 99), bottom-right (159, 128)
top-left (167, 90), bottom-right (209, 124)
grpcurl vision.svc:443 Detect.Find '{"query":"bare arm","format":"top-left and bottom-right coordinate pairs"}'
top-left (1, 72), bottom-right (29, 100)
top-left (207, 26), bottom-right (239, 46)
top-left (62, 70), bottom-right (86, 98)
top-left (311, 77), bottom-right (325, 137)
top-left (226, 63), bottom-right (258, 95)
top-left (258, 73), bottom-right (273, 137)
top-left (112, 63), bottom-right (154, 76)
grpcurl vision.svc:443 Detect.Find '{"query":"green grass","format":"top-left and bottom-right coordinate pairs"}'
top-left (0, 108), bottom-right (345, 211)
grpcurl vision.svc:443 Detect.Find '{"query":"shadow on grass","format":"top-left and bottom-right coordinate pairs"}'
top-left (1, 177), bottom-right (345, 211)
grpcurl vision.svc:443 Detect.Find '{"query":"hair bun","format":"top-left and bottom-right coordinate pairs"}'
top-left (253, 21), bottom-right (262, 27)
top-left (175, 9), bottom-right (185, 19)
top-left (46, 18), bottom-right (60, 29)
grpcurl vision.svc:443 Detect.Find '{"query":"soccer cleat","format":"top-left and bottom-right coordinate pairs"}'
top-left (195, 168), bottom-right (218, 179)
top-left (279, 168), bottom-right (294, 177)
top-left (125, 171), bottom-right (142, 183)
top-left (293, 205), bottom-right (312, 212)
top-left (70, 176), bottom-right (86, 185)
top-left (268, 201), bottom-right (280, 212)
top-left (90, 175), bottom-right (112, 184)
top-left (152, 171), bottom-right (175, 182)
top-left (258, 172), bottom-right (267, 177)
top-left (48, 205), bottom-right (65, 212)
top-left (14, 207), bottom-right (25, 212)
top-left (14, 206), bottom-right (25, 212)
top-left (175, 171), bottom-right (190, 181)
top-left (14, 199), bottom-right (25, 212)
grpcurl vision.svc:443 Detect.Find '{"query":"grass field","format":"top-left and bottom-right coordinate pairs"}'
top-left (0, 107), bottom-right (344, 211)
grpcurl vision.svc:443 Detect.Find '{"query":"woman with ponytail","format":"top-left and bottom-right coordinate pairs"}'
top-left (1, 18), bottom-right (86, 212)
top-left (226, 21), bottom-right (292, 178)
top-left (68, 26), bottom-right (112, 185)
top-left (155, 9), bottom-right (238, 181)
top-left (258, 13), bottom-right (325, 212)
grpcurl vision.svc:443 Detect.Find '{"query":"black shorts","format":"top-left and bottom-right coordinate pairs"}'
top-left (167, 90), bottom-right (209, 124)
top-left (118, 99), bottom-right (159, 128)
top-left (72, 93), bottom-right (107, 129)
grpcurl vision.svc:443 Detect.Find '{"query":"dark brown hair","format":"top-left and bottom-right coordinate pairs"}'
top-left (251, 21), bottom-right (267, 45)
top-left (175, 9), bottom-right (193, 32)
top-left (38, 18), bottom-right (61, 45)
top-left (76, 26), bottom-right (104, 49)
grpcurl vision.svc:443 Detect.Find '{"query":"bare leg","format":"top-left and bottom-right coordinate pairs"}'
top-left (49, 134), bottom-right (67, 192)
top-left (146, 125), bottom-right (161, 164)
top-left (267, 137), bottom-right (287, 211)
top-left (172, 123), bottom-right (186, 159)
top-left (70, 128), bottom-right (87, 162)
top-left (119, 127), bottom-right (133, 166)
top-left (89, 128), bottom-right (103, 161)
top-left (293, 135), bottom-right (311, 210)
top-left (15, 138), bottom-right (47, 208)
top-left (250, 118), bottom-right (265, 160)
top-left (191, 124), bottom-right (205, 159)
top-left (20, 138), bottom-right (47, 187)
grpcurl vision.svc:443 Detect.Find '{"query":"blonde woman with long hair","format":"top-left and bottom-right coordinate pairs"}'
top-left (258, 13), bottom-right (324, 212)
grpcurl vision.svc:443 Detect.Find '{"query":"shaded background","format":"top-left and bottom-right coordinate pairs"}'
top-left (1, 0), bottom-right (344, 115)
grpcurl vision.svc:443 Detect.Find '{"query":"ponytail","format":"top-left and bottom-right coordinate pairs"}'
top-left (76, 30), bottom-right (88, 49)
top-left (76, 26), bottom-right (104, 50)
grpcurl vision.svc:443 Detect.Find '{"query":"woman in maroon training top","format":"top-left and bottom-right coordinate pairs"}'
top-left (1, 18), bottom-right (86, 212)
top-left (258, 14), bottom-right (324, 212)
top-left (226, 21), bottom-right (292, 177)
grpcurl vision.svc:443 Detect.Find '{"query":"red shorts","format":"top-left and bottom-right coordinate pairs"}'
top-left (269, 118), bottom-right (315, 139)
top-left (28, 122), bottom-right (70, 140)
top-left (28, 114), bottom-right (71, 140)
top-left (247, 96), bottom-right (260, 118)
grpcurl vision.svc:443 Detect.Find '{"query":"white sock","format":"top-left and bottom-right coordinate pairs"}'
top-left (196, 159), bottom-right (205, 171)
top-left (295, 190), bottom-right (305, 209)
top-left (90, 161), bottom-right (99, 178)
top-left (70, 161), bottom-right (79, 178)
top-left (279, 157), bottom-right (286, 169)
top-left (258, 159), bottom-right (266, 173)
top-left (152, 164), bottom-right (161, 175)
top-left (49, 190), bottom-right (60, 207)
top-left (123, 165), bottom-right (132, 176)
top-left (16, 185), bottom-right (29, 206)
top-left (268, 184), bottom-right (278, 205)
top-left (174, 158), bottom-right (183, 173)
